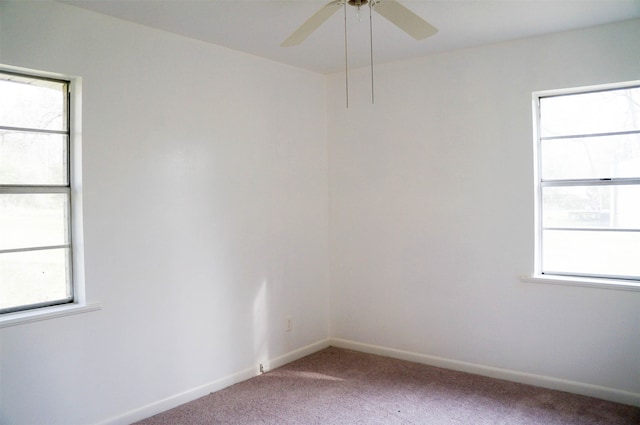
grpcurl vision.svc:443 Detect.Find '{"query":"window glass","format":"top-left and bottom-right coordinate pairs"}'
top-left (0, 193), bottom-right (70, 250)
top-left (542, 185), bottom-right (640, 230)
top-left (0, 248), bottom-right (72, 311)
top-left (540, 87), bottom-right (640, 137)
top-left (541, 134), bottom-right (640, 180)
top-left (0, 131), bottom-right (68, 185)
top-left (542, 230), bottom-right (640, 279)
top-left (0, 77), bottom-right (67, 131)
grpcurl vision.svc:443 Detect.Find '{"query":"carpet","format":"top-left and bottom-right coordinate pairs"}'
top-left (134, 347), bottom-right (640, 424)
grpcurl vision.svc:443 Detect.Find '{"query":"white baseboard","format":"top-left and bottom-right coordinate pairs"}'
top-left (329, 338), bottom-right (640, 407)
top-left (96, 336), bottom-right (638, 424)
top-left (95, 338), bottom-right (331, 425)
top-left (94, 367), bottom-right (256, 425)
top-left (261, 338), bottom-right (332, 372)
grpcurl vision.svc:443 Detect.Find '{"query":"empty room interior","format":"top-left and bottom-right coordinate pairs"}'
top-left (0, 1), bottom-right (639, 424)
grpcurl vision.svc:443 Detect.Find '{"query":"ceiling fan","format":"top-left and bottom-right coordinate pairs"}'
top-left (281, 0), bottom-right (438, 47)
top-left (281, 0), bottom-right (438, 106)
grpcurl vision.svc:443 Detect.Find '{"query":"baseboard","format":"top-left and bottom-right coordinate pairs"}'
top-left (95, 338), bottom-right (332, 425)
top-left (330, 338), bottom-right (640, 407)
top-left (260, 338), bottom-right (332, 373)
top-left (94, 366), bottom-right (257, 425)
top-left (95, 336), bottom-right (638, 424)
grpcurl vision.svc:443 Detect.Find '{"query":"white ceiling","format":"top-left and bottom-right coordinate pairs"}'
top-left (61, 0), bottom-right (640, 74)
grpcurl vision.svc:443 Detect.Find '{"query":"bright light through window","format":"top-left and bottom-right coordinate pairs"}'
top-left (534, 83), bottom-right (640, 281)
top-left (0, 71), bottom-right (73, 313)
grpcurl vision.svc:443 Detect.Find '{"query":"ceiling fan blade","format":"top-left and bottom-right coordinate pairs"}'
top-left (281, 0), bottom-right (343, 47)
top-left (373, 0), bottom-right (438, 40)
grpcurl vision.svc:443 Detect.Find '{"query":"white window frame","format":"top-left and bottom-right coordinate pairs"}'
top-left (525, 81), bottom-right (640, 292)
top-left (0, 64), bottom-right (99, 327)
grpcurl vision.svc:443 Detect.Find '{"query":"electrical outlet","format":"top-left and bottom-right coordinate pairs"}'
top-left (285, 316), bottom-right (292, 332)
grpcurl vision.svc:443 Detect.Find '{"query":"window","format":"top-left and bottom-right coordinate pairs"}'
top-left (533, 82), bottom-right (640, 283)
top-left (0, 70), bottom-right (74, 314)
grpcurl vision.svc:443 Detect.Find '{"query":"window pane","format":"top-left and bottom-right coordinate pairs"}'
top-left (542, 230), bottom-right (640, 279)
top-left (540, 87), bottom-right (640, 137)
top-left (543, 185), bottom-right (640, 230)
top-left (541, 133), bottom-right (640, 180)
top-left (0, 194), bottom-right (70, 251)
top-left (0, 248), bottom-right (71, 312)
top-left (0, 130), bottom-right (68, 185)
top-left (0, 76), bottom-right (67, 131)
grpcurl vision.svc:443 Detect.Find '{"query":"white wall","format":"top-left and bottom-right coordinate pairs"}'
top-left (0, 2), bottom-right (329, 424)
top-left (1, 1), bottom-right (639, 423)
top-left (328, 18), bottom-right (640, 399)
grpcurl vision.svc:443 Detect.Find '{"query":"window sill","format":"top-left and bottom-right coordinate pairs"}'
top-left (0, 302), bottom-right (102, 328)
top-left (520, 275), bottom-right (640, 292)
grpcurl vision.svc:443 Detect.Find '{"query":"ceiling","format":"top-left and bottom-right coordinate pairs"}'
top-left (61, 0), bottom-right (640, 74)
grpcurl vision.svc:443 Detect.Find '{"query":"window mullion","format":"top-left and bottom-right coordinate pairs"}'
top-left (0, 125), bottom-right (69, 136)
top-left (0, 244), bottom-right (71, 255)
top-left (541, 178), bottom-right (640, 187)
top-left (542, 227), bottom-right (640, 233)
top-left (0, 186), bottom-right (70, 194)
top-left (540, 129), bottom-right (640, 141)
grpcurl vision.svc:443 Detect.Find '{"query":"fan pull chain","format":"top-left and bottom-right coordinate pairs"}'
top-left (369, 2), bottom-right (374, 104)
top-left (344, 0), bottom-right (349, 108)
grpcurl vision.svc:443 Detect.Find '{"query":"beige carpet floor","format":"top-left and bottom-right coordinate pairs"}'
top-left (135, 347), bottom-right (640, 424)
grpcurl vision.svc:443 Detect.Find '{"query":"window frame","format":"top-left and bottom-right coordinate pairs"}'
top-left (530, 81), bottom-right (640, 290)
top-left (0, 64), bottom-right (98, 326)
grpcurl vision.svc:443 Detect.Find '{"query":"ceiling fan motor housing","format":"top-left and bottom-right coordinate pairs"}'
top-left (348, 0), bottom-right (369, 7)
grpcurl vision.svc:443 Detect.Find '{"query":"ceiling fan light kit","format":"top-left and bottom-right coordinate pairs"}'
top-left (282, 0), bottom-right (438, 107)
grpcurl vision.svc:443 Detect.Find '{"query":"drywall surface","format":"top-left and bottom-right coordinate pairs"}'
top-left (0, 2), bottom-right (329, 424)
top-left (327, 19), bottom-right (640, 398)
